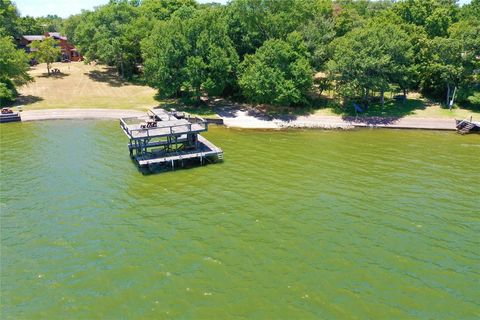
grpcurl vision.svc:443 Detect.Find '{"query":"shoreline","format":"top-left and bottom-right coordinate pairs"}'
top-left (15, 108), bottom-right (457, 131)
top-left (19, 109), bottom-right (145, 121)
top-left (219, 110), bottom-right (457, 131)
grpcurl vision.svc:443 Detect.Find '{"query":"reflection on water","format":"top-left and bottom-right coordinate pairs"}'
top-left (1, 121), bottom-right (479, 318)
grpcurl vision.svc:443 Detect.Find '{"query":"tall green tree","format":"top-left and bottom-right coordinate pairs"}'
top-left (459, 0), bottom-right (480, 21)
top-left (332, 3), bottom-right (364, 37)
top-left (142, 8), bottom-right (239, 103)
top-left (61, 13), bottom-right (83, 42)
top-left (299, 16), bottom-right (336, 70)
top-left (226, 0), bottom-right (332, 59)
top-left (29, 37), bottom-right (61, 75)
top-left (36, 15), bottom-right (63, 32)
top-left (74, 1), bottom-right (138, 78)
top-left (0, 35), bottom-right (31, 105)
top-left (0, 0), bottom-right (21, 37)
top-left (419, 19), bottom-right (479, 106)
top-left (17, 16), bottom-right (44, 35)
top-left (327, 21), bottom-right (414, 106)
top-left (142, 17), bottom-right (190, 98)
top-left (393, 0), bottom-right (458, 38)
top-left (238, 32), bottom-right (313, 106)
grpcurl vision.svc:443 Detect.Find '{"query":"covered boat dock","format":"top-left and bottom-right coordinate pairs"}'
top-left (120, 108), bottom-right (223, 171)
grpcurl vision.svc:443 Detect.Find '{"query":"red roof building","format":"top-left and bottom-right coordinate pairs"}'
top-left (19, 32), bottom-right (82, 62)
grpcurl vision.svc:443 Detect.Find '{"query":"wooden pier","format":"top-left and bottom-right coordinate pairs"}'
top-left (120, 108), bottom-right (223, 171)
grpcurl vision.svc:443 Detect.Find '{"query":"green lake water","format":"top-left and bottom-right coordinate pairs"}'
top-left (1, 121), bottom-right (479, 319)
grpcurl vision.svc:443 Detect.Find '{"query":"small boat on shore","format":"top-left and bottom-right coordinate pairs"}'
top-left (456, 117), bottom-right (480, 134)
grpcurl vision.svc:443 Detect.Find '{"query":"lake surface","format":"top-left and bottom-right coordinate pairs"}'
top-left (1, 121), bottom-right (479, 319)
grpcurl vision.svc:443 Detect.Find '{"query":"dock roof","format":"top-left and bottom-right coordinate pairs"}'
top-left (120, 109), bottom-right (208, 139)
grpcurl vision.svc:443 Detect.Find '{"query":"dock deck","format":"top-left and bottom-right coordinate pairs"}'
top-left (121, 117), bottom-right (207, 139)
top-left (136, 135), bottom-right (223, 166)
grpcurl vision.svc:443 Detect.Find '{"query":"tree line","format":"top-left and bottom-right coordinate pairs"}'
top-left (1, 0), bottom-right (479, 108)
top-left (1, 0), bottom-right (64, 104)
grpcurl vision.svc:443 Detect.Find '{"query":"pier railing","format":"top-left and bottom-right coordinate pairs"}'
top-left (456, 115), bottom-right (474, 128)
top-left (120, 117), bottom-right (207, 139)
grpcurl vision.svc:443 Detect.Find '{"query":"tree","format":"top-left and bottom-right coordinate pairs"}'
top-left (142, 17), bottom-right (190, 98)
top-left (29, 37), bottom-right (61, 75)
top-left (448, 20), bottom-right (480, 106)
top-left (138, 0), bottom-right (197, 21)
top-left (420, 37), bottom-right (464, 106)
top-left (226, 0), bottom-right (332, 59)
top-left (17, 16), bottom-right (44, 35)
top-left (333, 4), bottom-right (364, 37)
top-left (459, 0), bottom-right (480, 21)
top-left (419, 18), bottom-right (480, 107)
top-left (327, 21), bottom-right (414, 107)
top-left (299, 16), bottom-right (336, 70)
top-left (184, 8), bottom-right (239, 101)
top-left (73, 1), bottom-right (139, 78)
top-left (142, 8), bottom-right (239, 103)
top-left (238, 32), bottom-right (313, 106)
top-left (0, 0), bottom-right (21, 37)
top-left (0, 35), bottom-right (31, 105)
top-left (61, 13), bottom-right (82, 43)
top-left (35, 15), bottom-right (63, 32)
top-left (393, 0), bottom-right (458, 38)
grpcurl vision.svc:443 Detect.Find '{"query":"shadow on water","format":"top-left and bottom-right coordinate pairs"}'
top-left (134, 158), bottom-right (223, 175)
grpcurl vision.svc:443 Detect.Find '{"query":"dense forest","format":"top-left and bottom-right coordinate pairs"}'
top-left (1, 0), bottom-right (479, 108)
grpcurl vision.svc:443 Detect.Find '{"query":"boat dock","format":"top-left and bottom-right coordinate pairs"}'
top-left (120, 108), bottom-right (223, 171)
top-left (0, 109), bottom-right (21, 123)
top-left (456, 117), bottom-right (480, 134)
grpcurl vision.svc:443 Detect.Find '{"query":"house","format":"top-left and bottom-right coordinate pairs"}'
top-left (18, 32), bottom-right (82, 62)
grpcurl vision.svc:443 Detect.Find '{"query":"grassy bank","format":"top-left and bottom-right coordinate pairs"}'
top-left (15, 62), bottom-right (157, 110)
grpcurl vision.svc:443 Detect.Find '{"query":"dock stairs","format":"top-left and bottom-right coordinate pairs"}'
top-left (456, 116), bottom-right (480, 134)
top-left (458, 122), bottom-right (475, 134)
